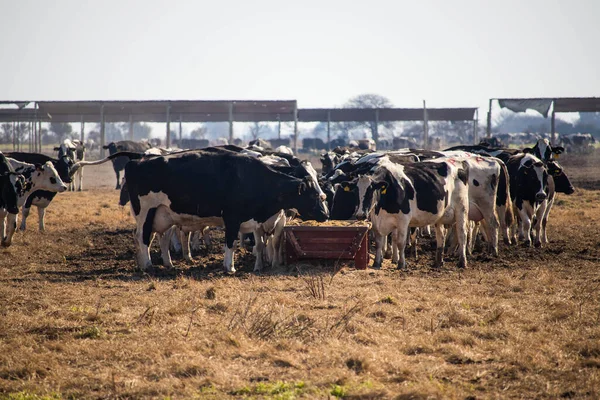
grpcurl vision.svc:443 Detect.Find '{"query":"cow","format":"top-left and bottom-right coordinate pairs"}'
top-left (54, 139), bottom-right (85, 191)
top-left (505, 153), bottom-right (548, 247)
top-left (125, 149), bottom-right (329, 272)
top-left (102, 140), bottom-right (153, 189)
top-left (274, 145), bottom-right (294, 155)
top-left (0, 153), bottom-right (25, 218)
top-left (1, 159), bottom-right (67, 246)
top-left (302, 137), bottom-right (326, 151)
top-left (269, 138), bottom-right (291, 149)
top-left (5, 152), bottom-right (73, 232)
top-left (340, 156), bottom-right (469, 270)
top-left (393, 136), bottom-right (418, 150)
top-left (561, 133), bottom-right (596, 153)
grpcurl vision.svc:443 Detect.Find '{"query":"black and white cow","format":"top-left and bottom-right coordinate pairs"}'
top-left (103, 140), bottom-right (152, 189)
top-left (341, 156), bottom-right (470, 269)
top-left (1, 159), bottom-right (67, 246)
top-left (6, 152), bottom-right (72, 232)
top-left (54, 139), bottom-right (85, 191)
top-left (506, 153), bottom-right (548, 247)
top-left (125, 149), bottom-right (329, 272)
top-left (0, 152), bottom-right (25, 218)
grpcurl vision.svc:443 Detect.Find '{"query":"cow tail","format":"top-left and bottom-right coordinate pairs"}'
top-left (498, 161), bottom-right (514, 227)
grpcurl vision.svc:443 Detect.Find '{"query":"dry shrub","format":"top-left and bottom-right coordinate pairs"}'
top-left (346, 357), bottom-right (369, 374)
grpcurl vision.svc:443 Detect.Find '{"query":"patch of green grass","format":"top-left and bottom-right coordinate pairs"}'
top-left (232, 381), bottom-right (307, 399)
top-left (5, 392), bottom-right (62, 400)
top-left (75, 325), bottom-right (102, 339)
top-left (330, 384), bottom-right (347, 398)
top-left (378, 295), bottom-right (397, 305)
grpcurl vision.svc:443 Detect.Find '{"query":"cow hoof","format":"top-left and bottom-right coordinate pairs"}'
top-left (503, 237), bottom-right (511, 246)
top-left (457, 260), bottom-right (467, 269)
top-left (534, 241), bottom-right (542, 248)
top-left (372, 260), bottom-right (382, 270)
top-left (383, 251), bottom-right (392, 259)
top-left (522, 241), bottom-right (531, 248)
top-left (397, 261), bottom-right (407, 270)
top-left (1, 241), bottom-right (10, 248)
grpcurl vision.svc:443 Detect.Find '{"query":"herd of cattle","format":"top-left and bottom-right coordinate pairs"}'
top-left (0, 137), bottom-right (576, 274)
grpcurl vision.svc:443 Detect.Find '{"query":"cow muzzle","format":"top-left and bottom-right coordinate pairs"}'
top-left (58, 185), bottom-right (68, 193)
top-left (535, 192), bottom-right (547, 201)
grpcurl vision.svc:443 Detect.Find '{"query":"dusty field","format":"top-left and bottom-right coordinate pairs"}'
top-left (1, 156), bottom-right (600, 399)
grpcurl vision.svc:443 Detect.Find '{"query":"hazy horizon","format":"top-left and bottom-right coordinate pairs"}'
top-left (2, 0), bottom-right (599, 135)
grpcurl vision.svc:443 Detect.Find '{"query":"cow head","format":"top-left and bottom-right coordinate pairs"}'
top-left (320, 152), bottom-right (339, 175)
top-left (547, 161), bottom-right (575, 195)
top-left (0, 172), bottom-right (25, 214)
top-left (55, 155), bottom-right (73, 183)
top-left (519, 156), bottom-right (548, 202)
top-left (339, 175), bottom-right (387, 220)
top-left (524, 139), bottom-right (564, 163)
top-left (102, 142), bottom-right (118, 155)
top-left (293, 176), bottom-right (329, 222)
top-left (35, 162), bottom-right (68, 193)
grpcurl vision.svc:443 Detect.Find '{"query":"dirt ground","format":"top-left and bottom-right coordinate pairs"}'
top-left (0, 154), bottom-right (599, 399)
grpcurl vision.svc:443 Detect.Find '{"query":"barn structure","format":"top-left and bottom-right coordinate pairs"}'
top-left (486, 97), bottom-right (600, 145)
top-left (1, 100), bottom-right (479, 154)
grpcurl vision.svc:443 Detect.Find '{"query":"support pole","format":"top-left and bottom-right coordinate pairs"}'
top-left (29, 121), bottom-right (32, 152)
top-left (473, 109), bottom-right (479, 144)
top-left (551, 108), bottom-right (556, 146)
top-left (293, 103), bottom-right (298, 154)
top-left (486, 99), bottom-right (492, 138)
top-left (277, 115), bottom-right (281, 140)
top-left (179, 114), bottom-right (182, 145)
top-left (80, 115), bottom-right (85, 143)
top-left (12, 121), bottom-right (15, 151)
top-left (373, 109), bottom-right (379, 149)
top-left (228, 102), bottom-right (234, 144)
top-left (129, 114), bottom-right (134, 141)
top-left (38, 120), bottom-right (42, 152)
top-left (327, 110), bottom-right (331, 151)
top-left (423, 100), bottom-right (429, 150)
top-left (165, 104), bottom-right (171, 148)
top-left (100, 104), bottom-right (106, 158)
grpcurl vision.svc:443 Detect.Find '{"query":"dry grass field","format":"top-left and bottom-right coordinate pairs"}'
top-left (1, 155), bottom-right (600, 399)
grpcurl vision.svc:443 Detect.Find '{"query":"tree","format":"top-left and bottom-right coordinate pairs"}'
top-left (49, 122), bottom-right (73, 143)
top-left (338, 93), bottom-right (396, 141)
top-left (248, 122), bottom-right (269, 140)
top-left (189, 125), bottom-right (208, 139)
top-left (117, 122), bottom-right (152, 140)
top-left (0, 123), bottom-right (12, 144)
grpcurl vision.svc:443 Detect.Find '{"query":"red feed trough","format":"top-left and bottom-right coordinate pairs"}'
top-left (284, 225), bottom-right (370, 269)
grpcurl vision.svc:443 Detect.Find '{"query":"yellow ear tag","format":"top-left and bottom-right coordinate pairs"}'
top-left (344, 186), bottom-right (350, 192)
top-left (381, 188), bottom-right (387, 194)
top-left (554, 153), bottom-right (560, 159)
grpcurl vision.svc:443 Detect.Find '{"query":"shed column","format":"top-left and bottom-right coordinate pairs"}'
top-left (373, 109), bottom-right (379, 149)
top-left (327, 110), bottom-right (331, 151)
top-left (551, 108), bottom-right (556, 146)
top-left (293, 103), bottom-right (298, 154)
top-left (179, 114), bottom-right (182, 144)
top-left (277, 115), bottom-right (281, 140)
top-left (473, 109), bottom-right (479, 144)
top-left (129, 114), bottom-right (134, 140)
top-left (38, 121), bottom-right (42, 152)
top-left (81, 120), bottom-right (85, 144)
top-left (228, 102), bottom-right (234, 143)
top-left (100, 104), bottom-right (106, 158)
top-left (486, 99), bottom-right (492, 138)
top-left (165, 104), bottom-right (171, 148)
top-left (423, 100), bottom-right (429, 150)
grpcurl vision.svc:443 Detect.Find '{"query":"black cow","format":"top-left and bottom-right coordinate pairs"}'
top-left (125, 150), bottom-right (329, 272)
top-left (5, 152), bottom-right (72, 232)
top-left (302, 137), bottom-right (326, 151)
top-left (0, 152), bottom-right (24, 216)
top-left (102, 140), bottom-right (152, 189)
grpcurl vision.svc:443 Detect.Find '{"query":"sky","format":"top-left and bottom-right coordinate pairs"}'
top-left (1, 0), bottom-right (599, 129)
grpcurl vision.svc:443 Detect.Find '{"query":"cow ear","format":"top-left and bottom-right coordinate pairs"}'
top-left (340, 181), bottom-right (352, 192)
top-left (375, 181), bottom-right (388, 194)
top-left (102, 145), bottom-right (110, 149)
top-left (53, 147), bottom-right (60, 151)
top-left (553, 146), bottom-right (564, 154)
top-left (523, 147), bottom-right (533, 154)
top-left (297, 181), bottom-right (307, 195)
top-left (35, 163), bottom-right (44, 171)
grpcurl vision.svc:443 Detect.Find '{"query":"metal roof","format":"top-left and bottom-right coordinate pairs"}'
top-left (553, 97), bottom-right (600, 113)
top-left (298, 108), bottom-right (477, 122)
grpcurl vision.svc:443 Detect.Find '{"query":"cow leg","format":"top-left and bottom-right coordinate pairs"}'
top-left (533, 200), bottom-right (548, 248)
top-left (78, 166), bottom-right (84, 191)
top-left (541, 195), bottom-right (555, 244)
top-left (518, 209), bottom-right (533, 247)
top-left (20, 206), bottom-right (30, 231)
top-left (372, 233), bottom-right (385, 269)
top-left (38, 207), bottom-right (47, 232)
top-left (3, 213), bottom-right (18, 247)
top-left (202, 227), bottom-right (212, 247)
top-left (170, 226), bottom-right (182, 253)
top-left (134, 207), bottom-right (156, 270)
top-left (253, 228), bottom-right (266, 272)
top-left (0, 210), bottom-right (8, 247)
top-left (223, 221), bottom-right (240, 273)
top-left (454, 205), bottom-right (468, 269)
top-left (115, 170), bottom-right (121, 190)
top-left (181, 231), bottom-right (193, 262)
top-left (433, 225), bottom-right (446, 268)
top-left (395, 226), bottom-right (409, 269)
top-left (158, 227), bottom-right (175, 268)
top-left (497, 205), bottom-right (512, 245)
